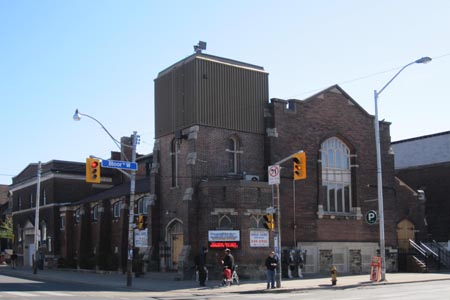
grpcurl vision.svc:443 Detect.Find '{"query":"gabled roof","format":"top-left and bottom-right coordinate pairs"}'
top-left (302, 84), bottom-right (372, 117)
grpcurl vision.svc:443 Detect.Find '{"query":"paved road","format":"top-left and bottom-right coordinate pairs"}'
top-left (2, 265), bottom-right (450, 299)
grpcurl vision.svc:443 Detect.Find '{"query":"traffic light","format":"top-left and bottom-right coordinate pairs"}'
top-left (137, 215), bottom-right (147, 230)
top-left (86, 158), bottom-right (101, 183)
top-left (293, 152), bottom-right (307, 180)
top-left (263, 214), bottom-right (275, 231)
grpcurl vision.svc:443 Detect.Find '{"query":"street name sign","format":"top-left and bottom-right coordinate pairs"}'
top-left (101, 159), bottom-right (138, 171)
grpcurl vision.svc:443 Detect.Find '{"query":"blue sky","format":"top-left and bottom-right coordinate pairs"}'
top-left (1, 0), bottom-right (449, 184)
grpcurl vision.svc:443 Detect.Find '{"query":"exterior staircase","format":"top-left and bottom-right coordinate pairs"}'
top-left (401, 239), bottom-right (449, 272)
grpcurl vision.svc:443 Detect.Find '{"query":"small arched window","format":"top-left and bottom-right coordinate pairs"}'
top-left (113, 202), bottom-right (121, 218)
top-left (171, 139), bottom-right (178, 187)
top-left (92, 205), bottom-right (99, 221)
top-left (320, 137), bottom-right (352, 213)
top-left (218, 215), bottom-right (233, 229)
top-left (75, 208), bottom-right (81, 223)
top-left (227, 136), bottom-right (240, 174)
top-left (137, 197), bottom-right (149, 215)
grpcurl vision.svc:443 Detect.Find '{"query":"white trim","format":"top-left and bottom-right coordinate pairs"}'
top-left (197, 56), bottom-right (268, 74)
top-left (10, 173), bottom-right (112, 192)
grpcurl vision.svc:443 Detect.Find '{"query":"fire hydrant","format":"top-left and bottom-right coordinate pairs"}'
top-left (330, 265), bottom-right (337, 285)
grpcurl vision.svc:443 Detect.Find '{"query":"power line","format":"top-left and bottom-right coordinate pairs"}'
top-left (287, 52), bottom-right (450, 99)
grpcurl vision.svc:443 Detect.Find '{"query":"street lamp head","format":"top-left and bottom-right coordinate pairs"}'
top-left (73, 109), bottom-right (81, 121)
top-left (415, 56), bottom-right (432, 64)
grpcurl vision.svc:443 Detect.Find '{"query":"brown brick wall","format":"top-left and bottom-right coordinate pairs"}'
top-left (267, 88), bottom-right (401, 248)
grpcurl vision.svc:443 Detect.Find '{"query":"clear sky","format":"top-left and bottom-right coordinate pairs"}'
top-left (1, 0), bottom-right (449, 185)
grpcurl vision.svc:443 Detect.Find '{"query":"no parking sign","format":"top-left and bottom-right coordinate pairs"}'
top-left (268, 165), bottom-right (280, 185)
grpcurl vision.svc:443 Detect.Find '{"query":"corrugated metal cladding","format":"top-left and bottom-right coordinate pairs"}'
top-left (155, 54), bottom-right (269, 138)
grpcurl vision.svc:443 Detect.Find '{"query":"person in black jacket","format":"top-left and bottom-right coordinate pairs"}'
top-left (265, 251), bottom-right (278, 289)
top-left (221, 248), bottom-right (235, 271)
top-left (195, 247), bottom-right (208, 286)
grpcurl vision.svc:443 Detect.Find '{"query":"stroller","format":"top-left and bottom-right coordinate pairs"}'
top-left (221, 265), bottom-right (240, 287)
top-left (221, 265), bottom-right (232, 287)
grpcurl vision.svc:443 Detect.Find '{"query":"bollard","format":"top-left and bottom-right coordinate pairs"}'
top-left (330, 265), bottom-right (337, 286)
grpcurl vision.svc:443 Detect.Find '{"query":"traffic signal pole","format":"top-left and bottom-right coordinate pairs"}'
top-left (126, 131), bottom-right (137, 287)
top-left (271, 150), bottom-right (306, 288)
top-left (274, 182), bottom-right (282, 288)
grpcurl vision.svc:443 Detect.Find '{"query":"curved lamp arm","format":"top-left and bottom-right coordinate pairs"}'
top-left (73, 109), bottom-right (133, 159)
top-left (376, 56), bottom-right (432, 96)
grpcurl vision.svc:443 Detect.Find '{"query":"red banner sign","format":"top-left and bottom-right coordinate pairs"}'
top-left (208, 242), bottom-right (240, 249)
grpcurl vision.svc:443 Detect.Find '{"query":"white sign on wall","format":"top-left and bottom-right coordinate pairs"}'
top-left (134, 229), bottom-right (148, 247)
top-left (249, 230), bottom-right (269, 247)
top-left (208, 230), bottom-right (240, 241)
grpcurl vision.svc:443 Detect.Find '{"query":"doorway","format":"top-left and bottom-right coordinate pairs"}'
top-left (397, 218), bottom-right (415, 271)
top-left (166, 219), bottom-right (184, 270)
top-left (397, 219), bottom-right (415, 251)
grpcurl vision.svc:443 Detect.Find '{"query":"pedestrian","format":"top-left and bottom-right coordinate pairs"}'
top-left (265, 251), bottom-right (278, 289)
top-left (195, 246), bottom-right (208, 286)
top-left (11, 251), bottom-right (18, 269)
top-left (221, 248), bottom-right (235, 271)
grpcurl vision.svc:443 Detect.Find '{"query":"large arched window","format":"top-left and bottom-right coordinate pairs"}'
top-left (321, 137), bottom-right (352, 213)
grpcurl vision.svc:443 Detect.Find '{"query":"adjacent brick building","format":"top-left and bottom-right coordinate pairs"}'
top-left (392, 131), bottom-right (450, 242)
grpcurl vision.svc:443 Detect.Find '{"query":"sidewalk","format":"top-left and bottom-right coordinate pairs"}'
top-left (2, 265), bottom-right (450, 297)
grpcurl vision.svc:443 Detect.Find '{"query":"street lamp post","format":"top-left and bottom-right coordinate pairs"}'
top-left (373, 56), bottom-right (431, 281)
top-left (73, 109), bottom-right (138, 287)
top-left (33, 161), bottom-right (41, 274)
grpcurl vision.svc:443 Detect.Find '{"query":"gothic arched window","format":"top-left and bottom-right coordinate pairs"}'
top-left (321, 137), bottom-right (352, 213)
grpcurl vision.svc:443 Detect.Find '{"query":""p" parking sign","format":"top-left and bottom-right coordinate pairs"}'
top-left (365, 210), bottom-right (377, 224)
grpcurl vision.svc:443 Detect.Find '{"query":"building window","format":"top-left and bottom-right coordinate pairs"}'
top-left (171, 139), bottom-right (179, 187)
top-left (227, 136), bottom-right (240, 174)
top-left (218, 215), bottom-right (232, 229)
top-left (18, 197), bottom-right (22, 210)
top-left (249, 214), bottom-right (266, 229)
top-left (41, 221), bottom-right (47, 241)
top-left (75, 208), bottom-right (81, 223)
top-left (113, 202), bottom-right (121, 218)
top-left (137, 197), bottom-right (149, 215)
top-left (42, 189), bottom-right (47, 206)
top-left (320, 137), bottom-right (352, 213)
top-left (29, 194), bottom-right (33, 208)
top-left (93, 205), bottom-right (99, 221)
top-left (60, 216), bottom-right (65, 230)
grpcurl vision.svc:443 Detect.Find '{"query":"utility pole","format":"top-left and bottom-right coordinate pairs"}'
top-left (126, 131), bottom-right (137, 287)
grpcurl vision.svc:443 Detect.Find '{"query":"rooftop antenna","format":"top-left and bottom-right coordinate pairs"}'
top-left (194, 41), bottom-right (207, 53)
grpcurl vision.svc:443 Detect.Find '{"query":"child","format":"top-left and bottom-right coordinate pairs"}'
top-left (222, 265), bottom-right (232, 286)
